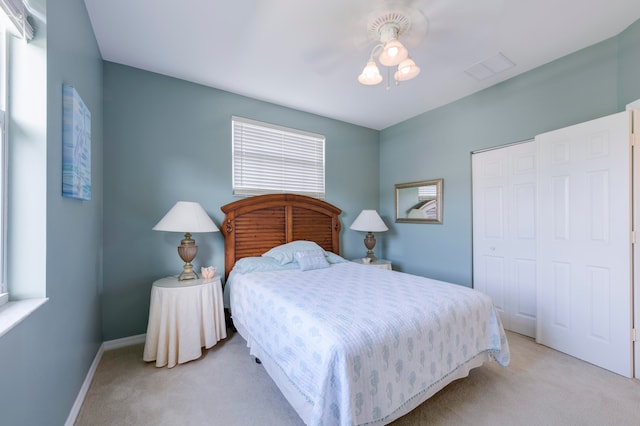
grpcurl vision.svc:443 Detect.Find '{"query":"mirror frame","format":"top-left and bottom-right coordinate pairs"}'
top-left (395, 179), bottom-right (443, 224)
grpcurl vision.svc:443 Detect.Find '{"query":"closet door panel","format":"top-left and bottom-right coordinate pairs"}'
top-left (536, 111), bottom-right (632, 378)
top-left (551, 261), bottom-right (571, 329)
top-left (484, 255), bottom-right (506, 312)
top-left (514, 183), bottom-right (536, 240)
top-left (513, 257), bottom-right (536, 330)
top-left (472, 141), bottom-right (536, 337)
top-left (473, 150), bottom-right (508, 321)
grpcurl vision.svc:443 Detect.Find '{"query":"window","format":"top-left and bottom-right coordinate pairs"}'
top-left (0, 1), bottom-right (49, 338)
top-left (0, 0), bottom-right (34, 307)
top-left (232, 116), bottom-right (325, 199)
top-left (0, 27), bottom-right (6, 307)
top-left (0, 0), bottom-right (33, 41)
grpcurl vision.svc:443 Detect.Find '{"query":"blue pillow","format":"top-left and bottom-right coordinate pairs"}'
top-left (325, 251), bottom-right (347, 264)
top-left (262, 240), bottom-right (324, 265)
top-left (295, 249), bottom-right (330, 271)
top-left (232, 256), bottom-right (299, 274)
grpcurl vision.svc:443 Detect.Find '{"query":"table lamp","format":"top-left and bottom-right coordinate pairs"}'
top-left (153, 201), bottom-right (219, 280)
top-left (349, 209), bottom-right (388, 261)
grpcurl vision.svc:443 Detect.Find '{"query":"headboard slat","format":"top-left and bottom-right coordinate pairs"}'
top-left (220, 194), bottom-right (342, 277)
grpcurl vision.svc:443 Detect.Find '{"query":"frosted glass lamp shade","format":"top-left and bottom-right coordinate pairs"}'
top-left (358, 61), bottom-right (383, 85)
top-left (378, 40), bottom-right (408, 66)
top-left (395, 57), bottom-right (421, 82)
top-left (153, 201), bottom-right (219, 281)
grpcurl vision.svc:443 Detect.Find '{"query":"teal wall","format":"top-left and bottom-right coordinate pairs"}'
top-left (0, 2), bottom-right (637, 423)
top-left (618, 18), bottom-right (640, 108)
top-left (102, 63), bottom-right (379, 340)
top-left (0, 0), bottom-right (104, 424)
top-left (380, 20), bottom-right (640, 286)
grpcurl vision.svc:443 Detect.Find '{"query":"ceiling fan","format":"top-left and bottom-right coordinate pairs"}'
top-left (357, 7), bottom-right (429, 88)
top-left (278, 1), bottom-right (428, 84)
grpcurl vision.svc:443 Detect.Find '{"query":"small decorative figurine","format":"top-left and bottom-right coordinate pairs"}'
top-left (201, 266), bottom-right (216, 280)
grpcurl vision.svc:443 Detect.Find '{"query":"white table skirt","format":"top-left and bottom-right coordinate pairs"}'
top-left (143, 276), bottom-right (227, 368)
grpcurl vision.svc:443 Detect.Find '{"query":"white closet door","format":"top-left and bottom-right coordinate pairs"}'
top-left (536, 111), bottom-right (632, 378)
top-left (472, 141), bottom-right (537, 337)
top-left (632, 109), bottom-right (640, 379)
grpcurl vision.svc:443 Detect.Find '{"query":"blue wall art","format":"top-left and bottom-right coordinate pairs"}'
top-left (62, 84), bottom-right (91, 200)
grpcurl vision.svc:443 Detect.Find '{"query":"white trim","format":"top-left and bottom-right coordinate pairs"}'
top-left (64, 342), bottom-right (104, 426)
top-left (626, 99), bottom-right (640, 111)
top-left (231, 115), bottom-right (324, 140)
top-left (64, 333), bottom-right (146, 426)
top-left (0, 297), bottom-right (47, 337)
top-left (103, 333), bottom-right (146, 350)
top-left (0, 0), bottom-right (34, 40)
top-left (633, 110), bottom-right (640, 378)
top-left (471, 138), bottom-right (535, 154)
top-left (0, 29), bottom-right (7, 301)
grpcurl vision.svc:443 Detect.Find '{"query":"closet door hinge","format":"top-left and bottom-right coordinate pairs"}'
top-left (632, 230), bottom-right (637, 244)
top-left (633, 328), bottom-right (637, 342)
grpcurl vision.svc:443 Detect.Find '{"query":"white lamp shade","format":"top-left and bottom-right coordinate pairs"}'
top-left (153, 201), bottom-right (219, 233)
top-left (350, 210), bottom-right (389, 232)
top-left (395, 57), bottom-right (421, 81)
top-left (378, 39), bottom-right (408, 66)
top-left (358, 61), bottom-right (383, 85)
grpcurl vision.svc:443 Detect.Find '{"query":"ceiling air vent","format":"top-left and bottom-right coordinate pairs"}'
top-left (465, 52), bottom-right (516, 81)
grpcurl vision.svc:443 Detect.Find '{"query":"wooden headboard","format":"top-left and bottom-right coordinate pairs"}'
top-left (220, 194), bottom-right (342, 277)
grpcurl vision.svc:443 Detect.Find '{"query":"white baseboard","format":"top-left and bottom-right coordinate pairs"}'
top-left (64, 333), bottom-right (146, 426)
top-left (103, 333), bottom-right (146, 350)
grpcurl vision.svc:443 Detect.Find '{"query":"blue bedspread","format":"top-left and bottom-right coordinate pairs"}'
top-left (230, 261), bottom-right (509, 425)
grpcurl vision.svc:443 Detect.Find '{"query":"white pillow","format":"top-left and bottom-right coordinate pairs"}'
top-left (295, 249), bottom-right (330, 271)
top-left (325, 251), bottom-right (348, 264)
top-left (262, 240), bottom-right (324, 265)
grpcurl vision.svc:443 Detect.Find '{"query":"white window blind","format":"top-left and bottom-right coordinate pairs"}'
top-left (232, 116), bottom-right (325, 199)
top-left (418, 184), bottom-right (437, 200)
top-left (0, 0), bottom-right (34, 40)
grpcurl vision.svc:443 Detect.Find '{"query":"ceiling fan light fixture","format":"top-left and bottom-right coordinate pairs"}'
top-left (358, 9), bottom-right (423, 88)
top-left (358, 60), bottom-right (383, 85)
top-left (395, 57), bottom-right (421, 81)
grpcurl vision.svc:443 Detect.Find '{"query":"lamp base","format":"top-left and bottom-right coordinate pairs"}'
top-left (177, 233), bottom-right (199, 281)
top-left (178, 266), bottom-right (198, 281)
top-left (364, 232), bottom-right (377, 262)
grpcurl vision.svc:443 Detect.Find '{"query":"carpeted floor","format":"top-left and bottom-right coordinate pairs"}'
top-left (75, 331), bottom-right (639, 425)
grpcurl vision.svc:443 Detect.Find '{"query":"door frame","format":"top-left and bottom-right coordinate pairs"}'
top-left (631, 108), bottom-right (640, 378)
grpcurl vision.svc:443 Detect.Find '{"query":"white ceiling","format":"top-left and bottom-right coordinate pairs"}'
top-left (83, 0), bottom-right (640, 130)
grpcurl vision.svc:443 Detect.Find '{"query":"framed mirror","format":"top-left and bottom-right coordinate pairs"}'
top-left (395, 179), bottom-right (443, 224)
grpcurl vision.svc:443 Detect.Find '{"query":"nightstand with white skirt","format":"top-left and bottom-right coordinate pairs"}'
top-left (143, 276), bottom-right (227, 368)
top-left (351, 258), bottom-right (392, 270)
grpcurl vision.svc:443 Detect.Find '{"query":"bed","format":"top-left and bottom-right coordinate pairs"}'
top-left (220, 194), bottom-right (510, 426)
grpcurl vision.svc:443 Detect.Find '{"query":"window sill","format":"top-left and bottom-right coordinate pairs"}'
top-left (0, 298), bottom-right (48, 338)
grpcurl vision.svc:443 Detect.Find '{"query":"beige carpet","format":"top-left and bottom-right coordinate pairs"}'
top-left (75, 331), bottom-right (639, 425)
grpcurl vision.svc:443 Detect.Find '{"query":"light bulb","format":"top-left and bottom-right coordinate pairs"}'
top-left (394, 57), bottom-right (420, 82)
top-left (378, 40), bottom-right (408, 66)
